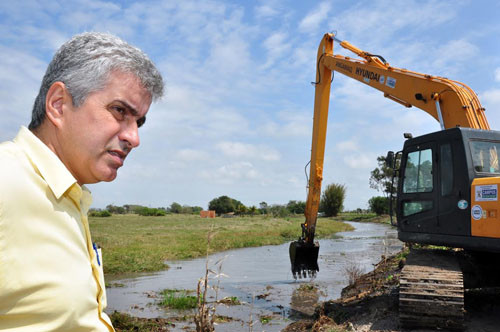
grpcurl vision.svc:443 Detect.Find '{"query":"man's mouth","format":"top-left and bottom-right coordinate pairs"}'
top-left (108, 150), bottom-right (127, 166)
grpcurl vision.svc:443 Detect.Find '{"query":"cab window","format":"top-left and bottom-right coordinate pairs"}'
top-left (470, 140), bottom-right (500, 174)
top-left (403, 149), bottom-right (433, 193)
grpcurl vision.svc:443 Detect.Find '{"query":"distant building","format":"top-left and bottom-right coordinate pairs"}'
top-left (200, 210), bottom-right (216, 218)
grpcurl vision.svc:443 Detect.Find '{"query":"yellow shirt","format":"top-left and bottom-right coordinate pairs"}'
top-left (0, 127), bottom-right (114, 331)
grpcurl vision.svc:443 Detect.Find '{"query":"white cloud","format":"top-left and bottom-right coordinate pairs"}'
top-left (332, 0), bottom-right (456, 43)
top-left (495, 68), bottom-right (500, 82)
top-left (216, 142), bottom-right (281, 161)
top-left (336, 141), bottom-right (359, 152)
top-left (262, 31), bottom-right (290, 68)
top-left (343, 153), bottom-right (377, 170)
top-left (255, 4), bottom-right (279, 18)
top-left (260, 110), bottom-right (311, 138)
top-left (479, 89), bottom-right (500, 128)
top-left (432, 39), bottom-right (479, 70)
top-left (175, 149), bottom-right (210, 162)
top-left (299, 1), bottom-right (332, 34)
top-left (0, 46), bottom-right (46, 140)
top-left (200, 161), bottom-right (260, 184)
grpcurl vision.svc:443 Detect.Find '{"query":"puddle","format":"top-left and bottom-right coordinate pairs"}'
top-left (105, 221), bottom-right (402, 331)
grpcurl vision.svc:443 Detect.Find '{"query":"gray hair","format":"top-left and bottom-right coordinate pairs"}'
top-left (29, 32), bottom-right (164, 129)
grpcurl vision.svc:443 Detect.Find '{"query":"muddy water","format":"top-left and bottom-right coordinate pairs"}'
top-left (106, 221), bottom-right (402, 331)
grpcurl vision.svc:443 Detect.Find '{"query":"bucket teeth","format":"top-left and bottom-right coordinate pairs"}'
top-left (292, 269), bottom-right (317, 280)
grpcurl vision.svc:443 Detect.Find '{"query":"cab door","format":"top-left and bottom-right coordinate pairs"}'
top-left (397, 142), bottom-right (439, 234)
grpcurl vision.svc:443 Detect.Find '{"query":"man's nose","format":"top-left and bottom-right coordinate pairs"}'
top-left (120, 121), bottom-right (140, 149)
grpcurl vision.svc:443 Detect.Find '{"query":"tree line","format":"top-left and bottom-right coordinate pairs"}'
top-left (90, 155), bottom-right (395, 218)
top-left (89, 203), bottom-right (203, 217)
top-left (89, 183), bottom-right (347, 218)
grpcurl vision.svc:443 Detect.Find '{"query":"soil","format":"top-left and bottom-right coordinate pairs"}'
top-left (283, 250), bottom-right (500, 332)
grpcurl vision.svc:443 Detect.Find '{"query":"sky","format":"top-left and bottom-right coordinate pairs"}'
top-left (2, 0), bottom-right (500, 211)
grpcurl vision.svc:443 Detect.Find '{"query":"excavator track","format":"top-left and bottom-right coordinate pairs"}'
top-left (399, 249), bottom-right (464, 330)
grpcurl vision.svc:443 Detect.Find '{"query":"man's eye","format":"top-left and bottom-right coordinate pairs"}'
top-left (114, 106), bottom-right (125, 114)
top-left (111, 106), bottom-right (126, 119)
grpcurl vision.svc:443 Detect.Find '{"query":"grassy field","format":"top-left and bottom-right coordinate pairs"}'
top-left (89, 214), bottom-right (354, 275)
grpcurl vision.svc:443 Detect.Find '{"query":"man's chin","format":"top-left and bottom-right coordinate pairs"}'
top-left (99, 170), bottom-right (118, 183)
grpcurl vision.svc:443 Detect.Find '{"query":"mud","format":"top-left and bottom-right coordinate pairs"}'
top-left (286, 250), bottom-right (500, 332)
top-left (106, 221), bottom-right (402, 331)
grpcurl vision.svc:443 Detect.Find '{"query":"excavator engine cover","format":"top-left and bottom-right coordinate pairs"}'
top-left (289, 240), bottom-right (319, 279)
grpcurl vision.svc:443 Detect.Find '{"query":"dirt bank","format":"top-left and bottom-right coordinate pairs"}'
top-left (283, 250), bottom-right (500, 332)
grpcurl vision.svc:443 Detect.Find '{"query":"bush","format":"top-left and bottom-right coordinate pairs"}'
top-left (368, 196), bottom-right (389, 215)
top-left (136, 207), bottom-right (166, 216)
top-left (319, 183), bottom-right (346, 217)
top-left (269, 204), bottom-right (290, 218)
top-left (106, 205), bottom-right (125, 214)
top-left (344, 262), bottom-right (364, 286)
top-left (89, 210), bottom-right (112, 217)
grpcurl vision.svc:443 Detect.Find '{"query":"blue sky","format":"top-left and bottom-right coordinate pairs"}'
top-left (2, 0), bottom-right (500, 210)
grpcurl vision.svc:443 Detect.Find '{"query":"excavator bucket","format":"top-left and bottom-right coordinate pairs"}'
top-left (289, 240), bottom-right (319, 279)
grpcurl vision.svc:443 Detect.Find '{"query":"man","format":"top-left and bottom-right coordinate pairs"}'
top-left (0, 32), bottom-right (164, 331)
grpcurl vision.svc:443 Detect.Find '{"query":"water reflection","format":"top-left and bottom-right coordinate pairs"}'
top-left (289, 284), bottom-right (321, 319)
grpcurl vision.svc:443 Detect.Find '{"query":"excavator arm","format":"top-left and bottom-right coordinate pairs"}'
top-left (289, 33), bottom-right (490, 278)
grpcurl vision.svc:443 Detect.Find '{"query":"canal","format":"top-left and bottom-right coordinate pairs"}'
top-left (106, 221), bottom-right (402, 331)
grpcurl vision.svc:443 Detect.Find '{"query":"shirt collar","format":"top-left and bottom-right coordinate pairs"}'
top-left (14, 126), bottom-right (91, 202)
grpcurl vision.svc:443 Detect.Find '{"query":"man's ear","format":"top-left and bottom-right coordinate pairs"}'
top-left (45, 82), bottom-right (71, 128)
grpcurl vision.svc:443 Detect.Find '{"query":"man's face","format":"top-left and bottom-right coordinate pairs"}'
top-left (58, 71), bottom-right (152, 185)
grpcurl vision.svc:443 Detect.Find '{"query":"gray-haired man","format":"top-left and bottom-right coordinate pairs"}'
top-left (0, 32), bottom-right (164, 331)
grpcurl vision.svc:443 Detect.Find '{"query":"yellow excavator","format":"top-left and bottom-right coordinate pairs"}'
top-left (290, 33), bottom-right (500, 329)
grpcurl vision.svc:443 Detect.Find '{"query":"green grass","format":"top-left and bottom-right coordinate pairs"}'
top-left (332, 212), bottom-right (391, 224)
top-left (158, 289), bottom-right (199, 309)
top-left (89, 214), bottom-right (353, 274)
top-left (110, 312), bottom-right (174, 331)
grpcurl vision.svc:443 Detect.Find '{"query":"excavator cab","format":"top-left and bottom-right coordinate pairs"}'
top-left (390, 127), bottom-right (500, 252)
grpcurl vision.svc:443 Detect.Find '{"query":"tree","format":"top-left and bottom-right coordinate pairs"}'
top-left (191, 206), bottom-right (203, 214)
top-left (248, 205), bottom-right (257, 216)
top-left (320, 183), bottom-right (346, 217)
top-left (235, 203), bottom-right (247, 215)
top-left (208, 195), bottom-right (242, 215)
top-left (259, 201), bottom-right (269, 214)
top-left (106, 204), bottom-right (125, 214)
top-left (269, 204), bottom-right (290, 218)
top-left (369, 155), bottom-right (398, 198)
top-left (169, 202), bottom-right (182, 213)
top-left (181, 205), bottom-right (193, 214)
top-left (286, 200), bottom-right (306, 214)
top-left (369, 196), bottom-right (390, 215)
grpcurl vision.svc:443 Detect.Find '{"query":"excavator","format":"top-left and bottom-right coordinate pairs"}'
top-left (289, 32), bottom-right (500, 330)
